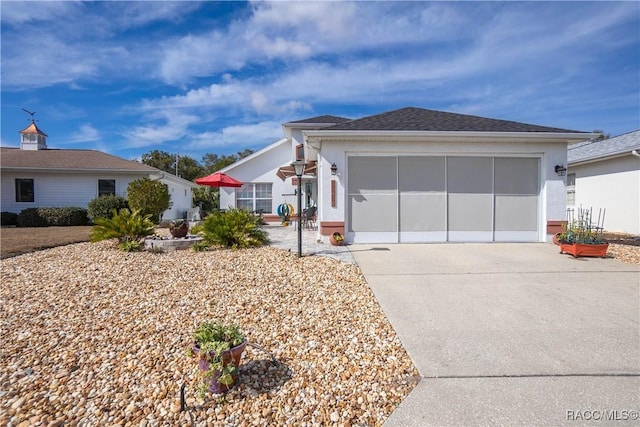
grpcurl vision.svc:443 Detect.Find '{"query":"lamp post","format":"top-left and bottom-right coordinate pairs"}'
top-left (291, 160), bottom-right (305, 257)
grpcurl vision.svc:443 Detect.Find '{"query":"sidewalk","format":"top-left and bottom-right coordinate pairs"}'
top-left (262, 222), bottom-right (355, 264)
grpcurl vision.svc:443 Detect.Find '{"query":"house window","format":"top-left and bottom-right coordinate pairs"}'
top-left (296, 144), bottom-right (304, 161)
top-left (236, 183), bottom-right (272, 213)
top-left (98, 179), bottom-right (116, 196)
top-left (566, 173), bottom-right (576, 206)
top-left (15, 179), bottom-right (34, 202)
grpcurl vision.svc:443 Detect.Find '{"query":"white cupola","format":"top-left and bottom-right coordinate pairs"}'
top-left (19, 119), bottom-right (48, 150)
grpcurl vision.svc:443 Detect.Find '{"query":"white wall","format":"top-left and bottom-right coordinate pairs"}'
top-left (319, 138), bottom-right (568, 241)
top-left (569, 156), bottom-right (640, 234)
top-left (219, 140), bottom-right (293, 213)
top-left (161, 178), bottom-right (194, 221)
top-left (1, 171), bottom-right (143, 213)
top-left (1, 171), bottom-right (193, 222)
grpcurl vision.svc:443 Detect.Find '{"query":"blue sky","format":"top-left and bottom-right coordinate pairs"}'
top-left (2, 1), bottom-right (639, 162)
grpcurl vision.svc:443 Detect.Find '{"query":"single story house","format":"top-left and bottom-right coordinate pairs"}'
top-left (567, 130), bottom-right (640, 235)
top-left (220, 107), bottom-right (596, 244)
top-left (1, 120), bottom-right (197, 221)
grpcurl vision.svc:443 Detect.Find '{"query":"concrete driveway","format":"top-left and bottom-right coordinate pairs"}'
top-left (350, 243), bottom-right (640, 426)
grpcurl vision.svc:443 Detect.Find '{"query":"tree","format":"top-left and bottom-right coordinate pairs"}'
top-left (176, 155), bottom-right (205, 181)
top-left (141, 150), bottom-right (175, 173)
top-left (591, 130), bottom-right (610, 141)
top-left (127, 178), bottom-right (171, 224)
top-left (141, 150), bottom-right (204, 180)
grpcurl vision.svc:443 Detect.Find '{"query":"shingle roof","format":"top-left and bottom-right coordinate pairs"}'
top-left (325, 107), bottom-right (583, 133)
top-left (0, 147), bottom-right (157, 172)
top-left (286, 115), bottom-right (351, 124)
top-left (568, 130), bottom-right (640, 164)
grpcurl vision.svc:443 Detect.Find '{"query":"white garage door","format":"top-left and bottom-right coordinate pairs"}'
top-left (347, 156), bottom-right (540, 243)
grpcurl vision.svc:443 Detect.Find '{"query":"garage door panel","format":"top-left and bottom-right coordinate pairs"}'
top-left (399, 156), bottom-right (445, 192)
top-left (448, 157), bottom-right (493, 194)
top-left (348, 194), bottom-right (397, 232)
top-left (348, 157), bottom-right (397, 192)
top-left (448, 194), bottom-right (493, 231)
top-left (495, 195), bottom-right (538, 231)
top-left (495, 158), bottom-right (539, 195)
top-left (400, 193), bottom-right (446, 231)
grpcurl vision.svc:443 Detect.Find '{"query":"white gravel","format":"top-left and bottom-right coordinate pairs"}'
top-left (0, 241), bottom-right (419, 426)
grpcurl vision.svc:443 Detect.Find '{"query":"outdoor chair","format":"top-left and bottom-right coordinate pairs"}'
top-left (300, 206), bottom-right (317, 230)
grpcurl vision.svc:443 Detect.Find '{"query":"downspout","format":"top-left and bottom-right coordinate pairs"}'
top-left (632, 150), bottom-right (640, 158)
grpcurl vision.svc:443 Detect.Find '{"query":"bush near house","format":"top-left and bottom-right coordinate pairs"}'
top-left (87, 194), bottom-right (129, 221)
top-left (127, 178), bottom-right (171, 224)
top-left (16, 207), bottom-right (89, 227)
top-left (1, 212), bottom-right (18, 226)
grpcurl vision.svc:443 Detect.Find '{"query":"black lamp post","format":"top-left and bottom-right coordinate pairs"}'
top-left (292, 160), bottom-right (306, 257)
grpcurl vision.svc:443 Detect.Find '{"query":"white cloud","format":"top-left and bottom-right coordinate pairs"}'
top-left (123, 111), bottom-right (200, 148)
top-left (188, 121), bottom-right (283, 150)
top-left (67, 124), bottom-right (101, 144)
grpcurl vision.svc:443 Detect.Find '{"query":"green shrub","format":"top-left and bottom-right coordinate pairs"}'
top-left (16, 207), bottom-right (88, 227)
top-left (127, 178), bottom-right (171, 224)
top-left (1, 212), bottom-right (18, 226)
top-left (90, 208), bottom-right (155, 248)
top-left (39, 207), bottom-right (88, 226)
top-left (88, 195), bottom-right (129, 221)
top-left (16, 208), bottom-right (48, 227)
top-left (201, 208), bottom-right (268, 248)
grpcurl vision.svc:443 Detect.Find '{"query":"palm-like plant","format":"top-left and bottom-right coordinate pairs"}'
top-left (90, 208), bottom-right (155, 251)
top-left (200, 208), bottom-right (268, 248)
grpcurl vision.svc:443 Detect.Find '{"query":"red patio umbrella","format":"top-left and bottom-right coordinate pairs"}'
top-left (195, 172), bottom-right (243, 188)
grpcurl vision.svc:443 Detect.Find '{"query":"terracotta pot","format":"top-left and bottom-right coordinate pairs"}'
top-left (329, 233), bottom-right (344, 246)
top-left (559, 242), bottom-right (609, 258)
top-left (552, 233), bottom-right (562, 246)
top-left (194, 340), bottom-right (247, 394)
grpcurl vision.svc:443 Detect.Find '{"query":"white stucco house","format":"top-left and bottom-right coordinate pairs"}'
top-left (1, 120), bottom-right (197, 221)
top-left (220, 107), bottom-right (595, 244)
top-left (567, 130), bottom-right (640, 235)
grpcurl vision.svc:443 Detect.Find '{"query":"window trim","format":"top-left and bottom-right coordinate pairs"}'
top-left (236, 182), bottom-right (273, 213)
top-left (98, 179), bottom-right (116, 197)
top-left (15, 178), bottom-right (35, 203)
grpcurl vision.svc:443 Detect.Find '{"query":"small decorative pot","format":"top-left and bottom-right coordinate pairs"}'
top-left (193, 340), bottom-right (247, 394)
top-left (329, 232), bottom-right (344, 246)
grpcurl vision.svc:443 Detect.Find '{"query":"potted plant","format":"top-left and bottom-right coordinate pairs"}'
top-left (169, 219), bottom-right (189, 238)
top-left (329, 231), bottom-right (344, 246)
top-left (189, 320), bottom-right (247, 396)
top-left (555, 207), bottom-right (609, 258)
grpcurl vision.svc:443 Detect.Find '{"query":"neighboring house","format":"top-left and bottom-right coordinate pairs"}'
top-left (221, 106), bottom-right (594, 244)
top-left (567, 130), bottom-right (640, 234)
top-left (1, 120), bottom-right (197, 221)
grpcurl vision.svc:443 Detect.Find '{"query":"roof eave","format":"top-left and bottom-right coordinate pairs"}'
top-left (569, 150), bottom-right (640, 166)
top-left (0, 167), bottom-right (154, 174)
top-left (303, 130), bottom-right (596, 142)
top-left (219, 138), bottom-right (289, 173)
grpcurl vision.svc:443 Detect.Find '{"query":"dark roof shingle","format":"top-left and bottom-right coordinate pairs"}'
top-left (287, 115), bottom-right (351, 124)
top-left (325, 107), bottom-right (583, 133)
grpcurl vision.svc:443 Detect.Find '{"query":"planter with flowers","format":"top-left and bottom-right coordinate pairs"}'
top-left (555, 207), bottom-right (608, 258)
top-left (188, 320), bottom-right (247, 396)
top-left (329, 232), bottom-right (344, 246)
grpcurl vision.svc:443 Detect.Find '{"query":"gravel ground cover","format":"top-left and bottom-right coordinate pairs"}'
top-left (0, 241), bottom-right (419, 426)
